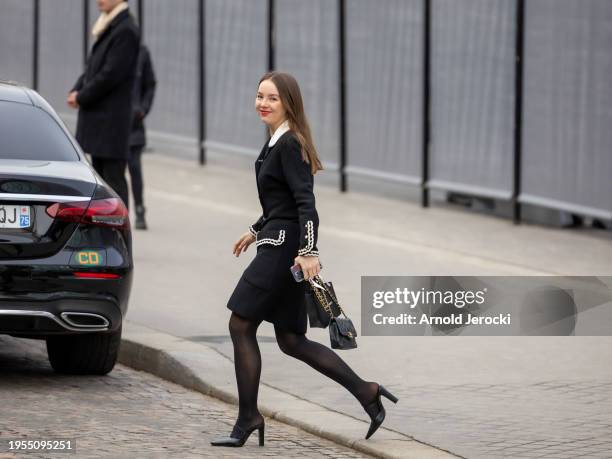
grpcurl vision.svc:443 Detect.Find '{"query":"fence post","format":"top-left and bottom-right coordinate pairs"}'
top-left (337, 0), bottom-right (347, 192)
top-left (513, 0), bottom-right (525, 224)
top-left (32, 0), bottom-right (40, 90)
top-left (137, 0), bottom-right (143, 35)
top-left (82, 0), bottom-right (89, 67)
top-left (421, 0), bottom-right (431, 208)
top-left (267, 0), bottom-right (275, 71)
top-left (198, 0), bottom-right (206, 165)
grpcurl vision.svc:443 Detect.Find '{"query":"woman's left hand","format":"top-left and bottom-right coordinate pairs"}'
top-left (294, 255), bottom-right (321, 281)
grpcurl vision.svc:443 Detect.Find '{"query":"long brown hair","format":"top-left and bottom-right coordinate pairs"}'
top-left (258, 71), bottom-right (323, 175)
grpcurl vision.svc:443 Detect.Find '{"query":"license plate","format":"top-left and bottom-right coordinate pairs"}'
top-left (0, 205), bottom-right (31, 229)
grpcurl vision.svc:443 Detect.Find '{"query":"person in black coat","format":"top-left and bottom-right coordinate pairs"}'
top-left (67, 0), bottom-right (140, 208)
top-left (211, 72), bottom-right (398, 448)
top-left (128, 44), bottom-right (156, 229)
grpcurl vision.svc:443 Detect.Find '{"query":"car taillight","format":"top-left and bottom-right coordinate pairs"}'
top-left (45, 201), bottom-right (88, 222)
top-left (83, 198), bottom-right (129, 228)
top-left (46, 198), bottom-right (129, 228)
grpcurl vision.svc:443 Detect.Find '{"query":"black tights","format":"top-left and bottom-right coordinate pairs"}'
top-left (228, 312), bottom-right (377, 427)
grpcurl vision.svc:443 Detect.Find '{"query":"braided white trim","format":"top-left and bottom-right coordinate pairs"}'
top-left (298, 220), bottom-right (314, 256)
top-left (255, 230), bottom-right (285, 247)
top-left (248, 226), bottom-right (257, 237)
top-left (301, 250), bottom-right (319, 257)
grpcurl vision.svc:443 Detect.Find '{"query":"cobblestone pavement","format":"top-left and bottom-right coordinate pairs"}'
top-left (389, 381), bottom-right (612, 459)
top-left (0, 336), bottom-right (371, 459)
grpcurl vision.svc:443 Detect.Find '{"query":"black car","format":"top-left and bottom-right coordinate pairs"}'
top-left (0, 81), bottom-right (133, 375)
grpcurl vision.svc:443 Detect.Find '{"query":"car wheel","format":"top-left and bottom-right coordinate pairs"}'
top-left (46, 326), bottom-right (122, 375)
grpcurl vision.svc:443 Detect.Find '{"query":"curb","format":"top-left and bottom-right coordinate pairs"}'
top-left (118, 321), bottom-right (459, 459)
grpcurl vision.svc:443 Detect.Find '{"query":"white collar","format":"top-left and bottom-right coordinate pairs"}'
top-left (268, 120), bottom-right (290, 147)
top-left (92, 2), bottom-right (128, 39)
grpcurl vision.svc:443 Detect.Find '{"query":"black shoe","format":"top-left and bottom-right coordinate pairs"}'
top-left (592, 219), bottom-right (608, 230)
top-left (134, 205), bottom-right (147, 230)
top-left (210, 421), bottom-right (265, 447)
top-left (363, 385), bottom-right (399, 440)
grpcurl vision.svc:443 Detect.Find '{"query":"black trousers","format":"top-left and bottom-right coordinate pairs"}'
top-left (91, 157), bottom-right (129, 209)
top-left (128, 145), bottom-right (144, 208)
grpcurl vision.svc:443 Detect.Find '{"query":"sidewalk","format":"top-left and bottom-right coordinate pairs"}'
top-left (119, 322), bottom-right (455, 459)
top-left (122, 151), bottom-right (612, 459)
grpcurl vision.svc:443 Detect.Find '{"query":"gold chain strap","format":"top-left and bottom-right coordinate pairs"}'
top-left (308, 275), bottom-right (346, 318)
top-left (311, 282), bottom-right (332, 316)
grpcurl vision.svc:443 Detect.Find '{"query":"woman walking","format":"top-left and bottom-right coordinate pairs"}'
top-left (211, 72), bottom-right (398, 447)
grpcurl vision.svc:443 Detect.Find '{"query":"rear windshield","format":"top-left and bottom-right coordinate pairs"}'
top-left (0, 102), bottom-right (79, 161)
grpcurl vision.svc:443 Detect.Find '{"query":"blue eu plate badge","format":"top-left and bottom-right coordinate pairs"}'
top-left (19, 207), bottom-right (30, 228)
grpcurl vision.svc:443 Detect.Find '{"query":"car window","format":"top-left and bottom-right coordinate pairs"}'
top-left (0, 102), bottom-right (79, 161)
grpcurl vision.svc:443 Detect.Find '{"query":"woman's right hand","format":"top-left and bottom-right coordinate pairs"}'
top-left (233, 232), bottom-right (256, 257)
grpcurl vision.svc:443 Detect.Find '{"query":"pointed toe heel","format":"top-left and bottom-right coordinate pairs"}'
top-left (364, 385), bottom-right (399, 440)
top-left (211, 422), bottom-right (265, 447)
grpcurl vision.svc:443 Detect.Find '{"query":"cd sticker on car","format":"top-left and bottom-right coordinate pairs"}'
top-left (72, 250), bottom-right (106, 266)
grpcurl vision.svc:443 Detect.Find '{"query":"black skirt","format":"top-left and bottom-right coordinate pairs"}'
top-left (227, 219), bottom-right (308, 334)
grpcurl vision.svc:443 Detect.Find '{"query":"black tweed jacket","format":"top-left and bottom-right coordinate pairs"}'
top-left (249, 131), bottom-right (319, 257)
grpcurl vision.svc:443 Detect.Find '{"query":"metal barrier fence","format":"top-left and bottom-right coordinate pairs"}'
top-left (1, 0), bottom-right (611, 222)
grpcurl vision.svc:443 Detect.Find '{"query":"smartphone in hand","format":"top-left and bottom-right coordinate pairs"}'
top-left (290, 264), bottom-right (304, 282)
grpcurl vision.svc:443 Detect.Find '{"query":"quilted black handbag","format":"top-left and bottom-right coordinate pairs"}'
top-left (329, 317), bottom-right (358, 350)
top-left (307, 275), bottom-right (358, 350)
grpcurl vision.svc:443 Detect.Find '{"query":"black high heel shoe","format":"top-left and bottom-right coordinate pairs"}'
top-left (363, 385), bottom-right (399, 440)
top-left (210, 421), bottom-right (265, 447)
